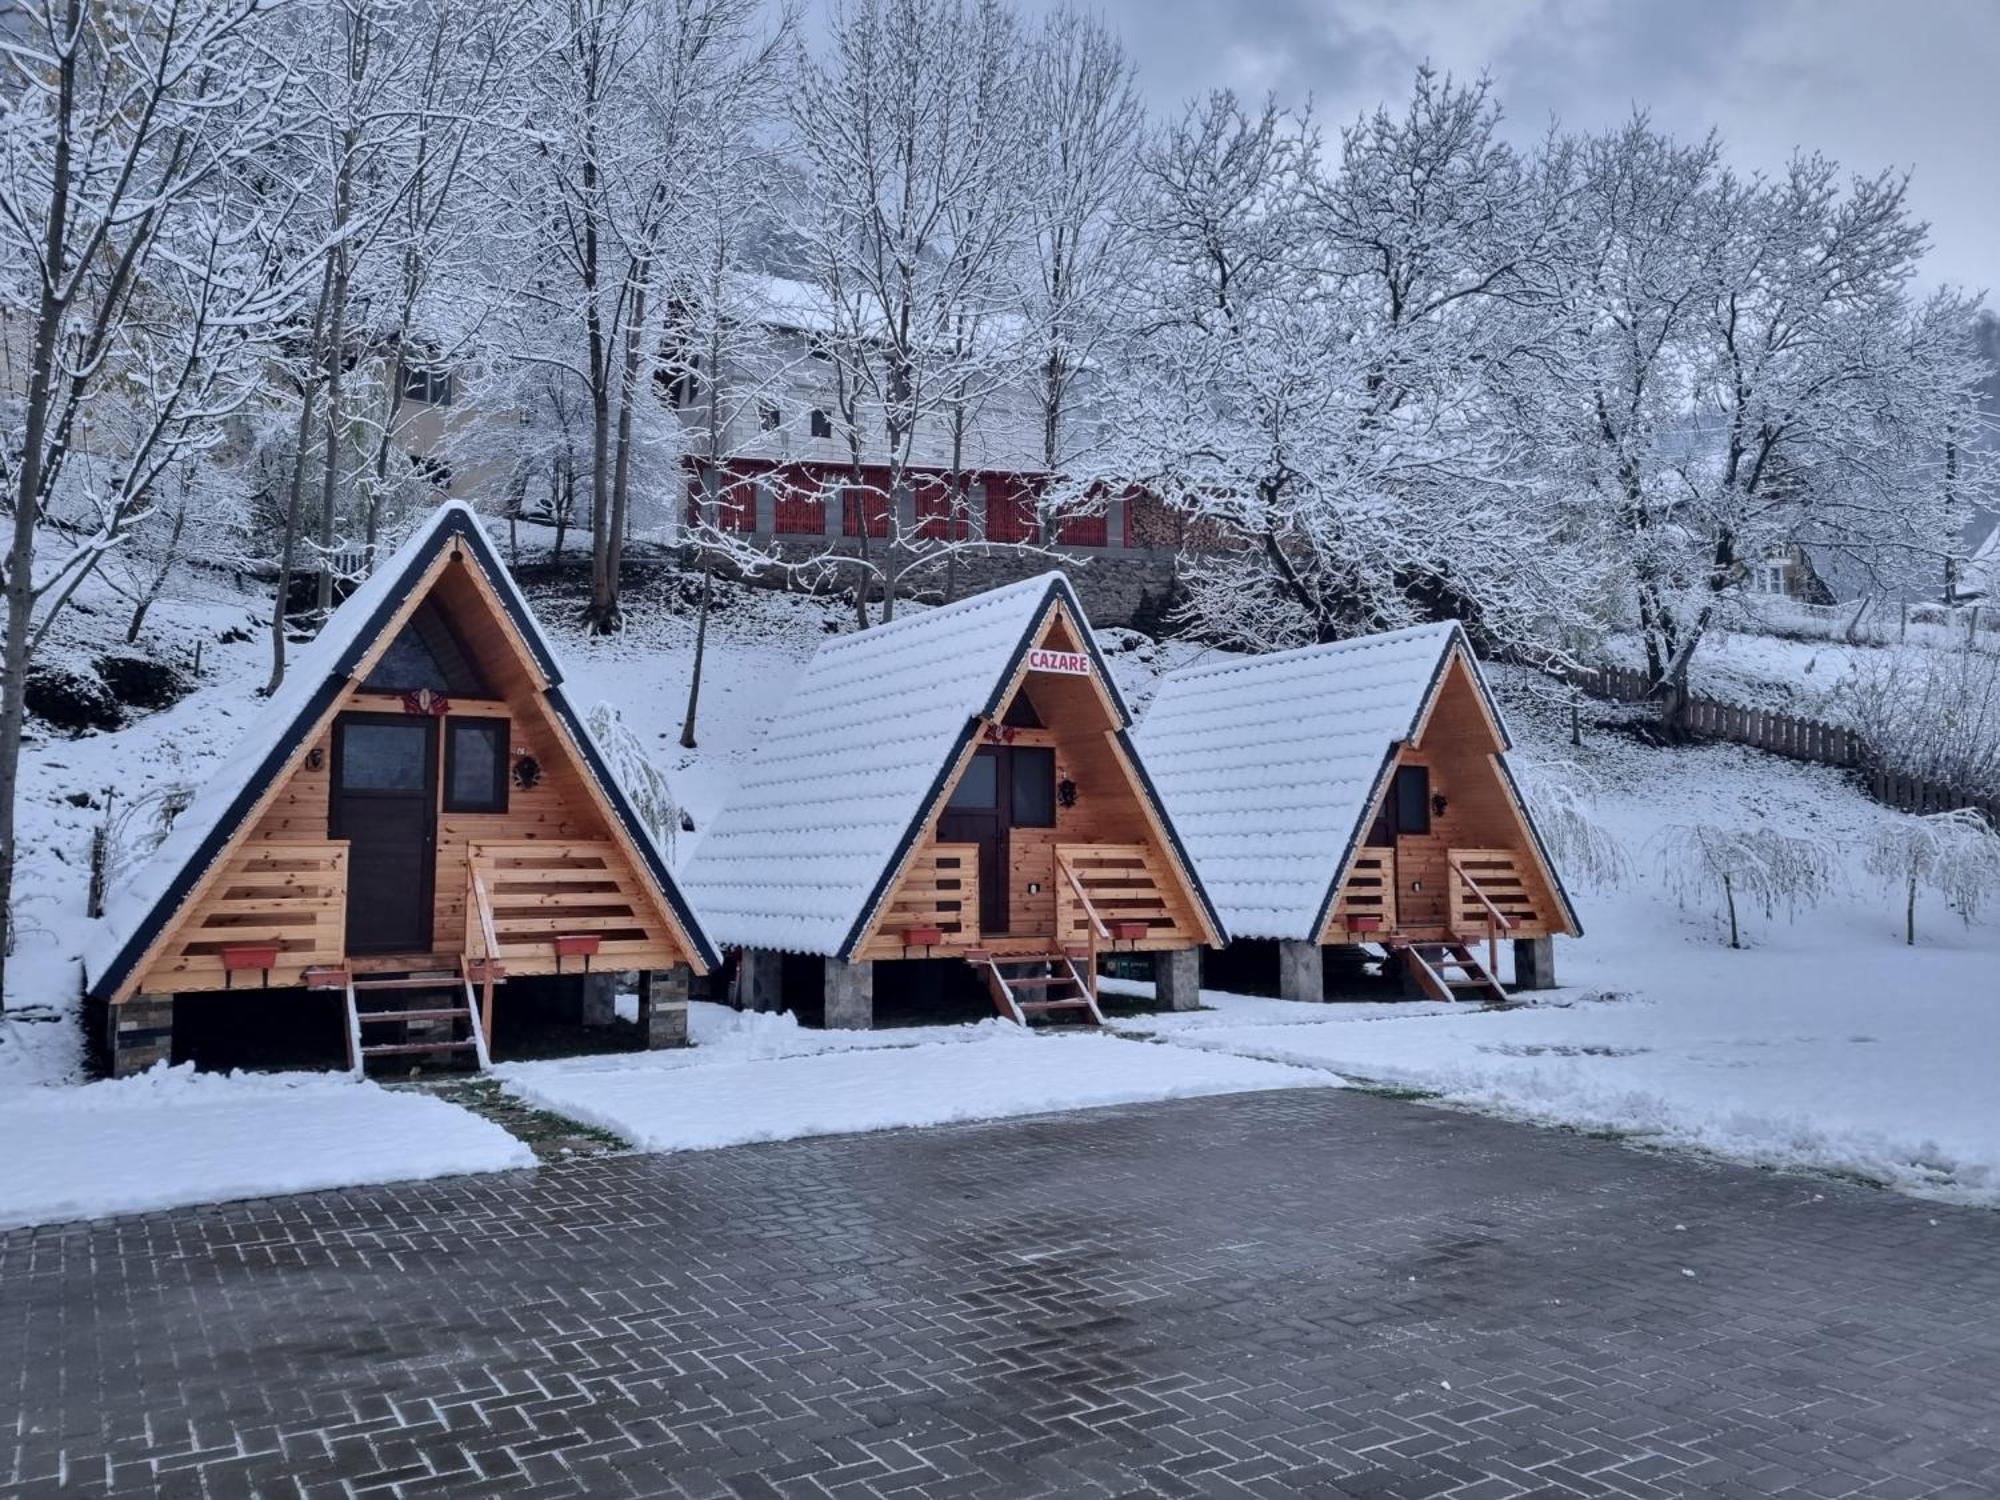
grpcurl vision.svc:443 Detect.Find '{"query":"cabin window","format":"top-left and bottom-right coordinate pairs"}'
top-left (1009, 746), bottom-right (1056, 827)
top-left (809, 407), bottom-right (833, 440)
top-left (339, 721), bottom-right (432, 792)
top-left (1001, 690), bottom-right (1043, 729)
top-left (947, 750), bottom-right (999, 809)
top-left (1393, 764), bottom-right (1431, 836)
top-left (444, 718), bottom-right (510, 813)
top-left (759, 402), bottom-right (782, 432)
top-left (400, 364), bottom-right (454, 405)
top-left (364, 601), bottom-right (490, 697)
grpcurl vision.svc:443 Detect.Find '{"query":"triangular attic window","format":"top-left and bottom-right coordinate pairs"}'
top-left (1002, 689), bottom-right (1044, 729)
top-left (363, 600), bottom-right (491, 696)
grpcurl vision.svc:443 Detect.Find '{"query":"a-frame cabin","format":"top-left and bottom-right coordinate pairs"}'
top-left (84, 503), bottom-right (719, 1076)
top-left (680, 572), bottom-right (1224, 1027)
top-left (1137, 622), bottom-right (1580, 1004)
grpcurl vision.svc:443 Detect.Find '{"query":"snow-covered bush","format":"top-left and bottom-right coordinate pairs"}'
top-left (1511, 756), bottom-right (1629, 890)
top-left (1833, 649), bottom-right (2000, 801)
top-left (1656, 823), bottom-right (1838, 948)
top-left (585, 703), bottom-right (680, 859)
top-left (1865, 809), bottom-right (2000, 946)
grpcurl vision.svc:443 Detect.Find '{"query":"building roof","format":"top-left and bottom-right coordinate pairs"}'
top-left (1135, 622), bottom-right (1521, 942)
top-left (679, 571), bottom-right (1215, 958)
top-left (85, 502), bottom-right (719, 1000)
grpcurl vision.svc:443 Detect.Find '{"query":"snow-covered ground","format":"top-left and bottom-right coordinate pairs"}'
top-left (499, 1001), bottom-right (1333, 1152)
top-left (1116, 694), bottom-right (2000, 1205)
top-left (8, 523), bottom-right (1999, 1222)
top-left (0, 1066), bottom-right (532, 1229)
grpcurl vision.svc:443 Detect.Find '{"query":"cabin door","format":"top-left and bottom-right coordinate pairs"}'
top-left (1367, 762), bottom-right (1439, 929)
top-left (329, 713), bottom-right (438, 955)
top-left (939, 746), bottom-right (1008, 934)
top-left (937, 744), bottom-right (1058, 937)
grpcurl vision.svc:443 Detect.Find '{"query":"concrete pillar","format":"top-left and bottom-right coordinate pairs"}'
top-left (110, 994), bottom-right (174, 1077)
top-left (1278, 940), bottom-right (1325, 1004)
top-left (1105, 495), bottom-right (1128, 552)
top-left (1513, 936), bottom-right (1558, 991)
top-left (740, 948), bottom-right (785, 1012)
top-left (580, 972), bottom-right (619, 1027)
top-left (753, 479), bottom-right (776, 536)
top-left (823, 957), bottom-right (874, 1030)
top-left (894, 480), bottom-right (916, 535)
top-left (822, 483), bottom-right (844, 538)
top-left (1152, 948), bottom-right (1201, 1012)
top-left (640, 966), bottom-right (691, 1048)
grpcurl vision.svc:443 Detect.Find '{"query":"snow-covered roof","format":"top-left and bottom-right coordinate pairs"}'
top-left (680, 571), bottom-right (1207, 957)
top-left (1136, 622), bottom-right (1512, 942)
top-left (85, 502), bottom-right (718, 1000)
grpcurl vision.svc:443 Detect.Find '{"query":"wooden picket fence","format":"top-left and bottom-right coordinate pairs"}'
top-left (1568, 664), bottom-right (2000, 826)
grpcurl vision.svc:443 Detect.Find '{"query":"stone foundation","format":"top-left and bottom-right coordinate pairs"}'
top-left (739, 949), bottom-right (785, 1012)
top-left (110, 993), bottom-right (174, 1077)
top-left (1512, 936), bottom-right (1557, 991)
top-left (640, 966), bottom-right (691, 1048)
top-left (1277, 940), bottom-right (1325, 1004)
top-left (823, 958), bottom-right (874, 1030)
top-left (580, 973), bottom-right (620, 1027)
top-left (1152, 948), bottom-right (1202, 1012)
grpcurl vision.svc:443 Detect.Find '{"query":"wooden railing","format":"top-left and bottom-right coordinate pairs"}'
top-left (467, 841), bottom-right (657, 964)
top-left (880, 842), bottom-right (981, 948)
top-left (1447, 849), bottom-right (1539, 937)
top-left (1053, 843), bottom-right (1176, 947)
top-left (1054, 851), bottom-right (1111, 994)
top-left (461, 864), bottom-right (503, 1044)
top-left (1328, 848), bottom-right (1397, 938)
top-left (150, 840), bottom-right (348, 987)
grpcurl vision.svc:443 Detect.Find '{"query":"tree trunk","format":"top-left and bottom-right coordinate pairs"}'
top-left (680, 563), bottom-right (712, 750)
top-left (1906, 873), bottom-right (1917, 947)
top-left (602, 273), bottom-right (649, 630)
top-left (1724, 873), bottom-right (1739, 949)
top-left (267, 257), bottom-right (337, 696)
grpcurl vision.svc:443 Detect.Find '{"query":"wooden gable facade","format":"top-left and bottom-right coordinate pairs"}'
top-left (1321, 647), bottom-right (1578, 949)
top-left (854, 595), bottom-right (1222, 965)
top-left (91, 509), bottom-right (716, 1022)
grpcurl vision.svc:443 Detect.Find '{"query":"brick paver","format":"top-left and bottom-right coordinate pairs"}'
top-left (4, 1087), bottom-right (1999, 1498)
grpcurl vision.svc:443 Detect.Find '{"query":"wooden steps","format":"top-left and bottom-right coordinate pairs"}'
top-left (343, 972), bottom-right (492, 1075)
top-left (1390, 940), bottom-right (1508, 1005)
top-left (974, 950), bottom-right (1104, 1029)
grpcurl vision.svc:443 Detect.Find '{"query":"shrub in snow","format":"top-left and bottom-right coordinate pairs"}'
top-left (1865, 809), bottom-right (2000, 946)
top-left (1833, 650), bottom-right (2000, 802)
top-left (1656, 823), bottom-right (1837, 948)
top-left (586, 702), bottom-right (679, 859)
top-left (1511, 757), bottom-right (1629, 890)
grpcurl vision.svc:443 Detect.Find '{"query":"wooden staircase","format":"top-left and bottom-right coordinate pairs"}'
top-left (1391, 940), bottom-right (1508, 1005)
top-left (971, 948), bottom-right (1105, 1028)
top-left (339, 970), bottom-right (493, 1076)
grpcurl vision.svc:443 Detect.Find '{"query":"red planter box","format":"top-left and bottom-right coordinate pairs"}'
top-left (1347, 915), bottom-right (1383, 932)
top-left (1109, 922), bottom-right (1151, 941)
top-left (220, 943), bottom-right (281, 971)
top-left (901, 926), bottom-right (946, 947)
top-left (552, 934), bottom-right (601, 958)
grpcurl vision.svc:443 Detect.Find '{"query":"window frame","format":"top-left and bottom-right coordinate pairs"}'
top-left (1392, 764), bottom-right (1431, 836)
top-left (442, 716), bottom-right (511, 814)
top-left (809, 407), bottom-right (833, 440)
top-left (1008, 745), bottom-right (1057, 828)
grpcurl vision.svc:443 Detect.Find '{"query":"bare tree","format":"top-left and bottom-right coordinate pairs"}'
top-left (0, 0), bottom-right (301, 1002)
top-left (505, 0), bottom-right (783, 634)
top-left (783, 0), bottom-right (1030, 626)
top-left (1019, 5), bottom-right (1140, 537)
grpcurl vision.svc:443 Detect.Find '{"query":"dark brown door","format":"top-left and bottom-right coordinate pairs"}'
top-left (329, 713), bottom-right (438, 955)
top-left (937, 744), bottom-right (1058, 937)
top-left (940, 746), bottom-right (1007, 934)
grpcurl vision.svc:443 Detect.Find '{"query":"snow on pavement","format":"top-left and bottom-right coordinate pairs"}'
top-left (500, 1004), bottom-right (1336, 1153)
top-left (0, 1067), bottom-right (534, 1229)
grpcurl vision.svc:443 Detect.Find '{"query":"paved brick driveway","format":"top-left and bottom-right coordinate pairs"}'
top-left (5, 1087), bottom-right (1999, 1499)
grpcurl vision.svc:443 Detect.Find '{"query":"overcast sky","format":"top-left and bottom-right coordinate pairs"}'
top-left (1036, 0), bottom-right (1996, 295)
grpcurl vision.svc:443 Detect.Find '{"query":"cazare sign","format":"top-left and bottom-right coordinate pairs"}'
top-left (1026, 647), bottom-right (1091, 677)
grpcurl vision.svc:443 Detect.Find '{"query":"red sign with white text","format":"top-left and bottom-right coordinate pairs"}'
top-left (1027, 647), bottom-right (1091, 677)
